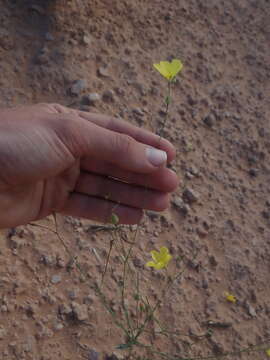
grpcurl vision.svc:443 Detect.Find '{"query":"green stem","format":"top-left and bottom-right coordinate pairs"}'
top-left (135, 272), bottom-right (140, 330)
top-left (137, 337), bottom-right (270, 360)
top-left (94, 283), bottom-right (131, 339)
top-left (162, 250), bottom-right (199, 297)
top-left (134, 297), bottom-right (161, 341)
top-left (159, 80), bottom-right (172, 137)
top-left (101, 236), bottom-right (115, 286)
top-left (120, 224), bottom-right (140, 338)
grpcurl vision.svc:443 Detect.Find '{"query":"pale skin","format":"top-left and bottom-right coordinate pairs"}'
top-left (0, 103), bottom-right (179, 229)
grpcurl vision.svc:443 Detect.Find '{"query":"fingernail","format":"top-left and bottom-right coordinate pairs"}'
top-left (146, 147), bottom-right (167, 166)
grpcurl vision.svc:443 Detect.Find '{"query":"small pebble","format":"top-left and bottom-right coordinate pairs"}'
top-left (45, 32), bottom-right (54, 41)
top-left (247, 303), bottom-right (257, 317)
top-left (83, 93), bottom-right (101, 105)
top-left (172, 197), bottom-right (190, 216)
top-left (248, 168), bottom-right (259, 177)
top-left (132, 107), bottom-right (144, 117)
top-left (71, 302), bottom-right (88, 321)
top-left (54, 322), bottom-right (64, 331)
top-left (51, 275), bottom-right (61, 284)
top-left (183, 188), bottom-right (199, 204)
top-left (67, 289), bottom-right (77, 300)
top-left (203, 114), bottom-right (215, 127)
top-left (0, 326), bottom-right (7, 340)
top-left (98, 67), bottom-right (110, 77)
top-left (102, 89), bottom-right (115, 102)
top-left (70, 79), bottom-right (87, 96)
top-left (0, 305), bottom-right (8, 312)
top-left (82, 34), bottom-right (91, 46)
top-left (262, 210), bottom-right (270, 220)
top-left (87, 349), bottom-right (99, 360)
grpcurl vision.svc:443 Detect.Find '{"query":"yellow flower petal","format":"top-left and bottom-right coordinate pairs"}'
top-left (155, 262), bottom-right (166, 269)
top-left (146, 247), bottom-right (172, 269)
top-left (164, 254), bottom-right (172, 265)
top-left (153, 62), bottom-right (171, 80)
top-left (160, 246), bottom-right (169, 255)
top-left (153, 59), bottom-right (183, 81)
top-left (224, 292), bottom-right (237, 303)
top-left (266, 349), bottom-right (270, 357)
top-left (151, 250), bottom-right (160, 263)
top-left (170, 59), bottom-right (183, 77)
top-left (146, 261), bottom-right (156, 268)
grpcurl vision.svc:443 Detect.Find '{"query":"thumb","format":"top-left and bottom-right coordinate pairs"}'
top-left (62, 115), bottom-right (168, 173)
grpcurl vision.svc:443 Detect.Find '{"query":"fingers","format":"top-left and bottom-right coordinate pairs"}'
top-left (51, 104), bottom-right (176, 163)
top-left (75, 172), bottom-right (170, 211)
top-left (81, 158), bottom-right (179, 193)
top-left (59, 115), bottom-right (168, 174)
top-left (77, 112), bottom-right (176, 163)
top-left (62, 193), bottom-right (143, 224)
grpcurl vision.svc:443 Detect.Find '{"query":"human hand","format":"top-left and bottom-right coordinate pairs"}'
top-left (0, 103), bottom-right (178, 228)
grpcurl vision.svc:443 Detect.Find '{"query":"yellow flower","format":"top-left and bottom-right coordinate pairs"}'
top-left (146, 246), bottom-right (172, 270)
top-left (224, 292), bottom-right (237, 303)
top-left (266, 349), bottom-right (270, 357)
top-left (153, 59), bottom-right (183, 81)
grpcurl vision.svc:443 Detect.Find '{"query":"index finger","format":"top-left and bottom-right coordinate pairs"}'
top-left (77, 112), bottom-right (176, 163)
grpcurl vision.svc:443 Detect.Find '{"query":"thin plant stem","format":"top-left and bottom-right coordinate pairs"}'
top-left (101, 228), bottom-right (117, 286)
top-left (94, 283), bottom-right (131, 339)
top-left (131, 250), bottom-right (199, 345)
top-left (162, 249), bottom-right (199, 297)
top-left (134, 297), bottom-right (161, 341)
top-left (138, 337), bottom-right (270, 360)
top-left (120, 225), bottom-right (141, 337)
top-left (159, 80), bottom-right (172, 137)
top-left (135, 272), bottom-right (140, 330)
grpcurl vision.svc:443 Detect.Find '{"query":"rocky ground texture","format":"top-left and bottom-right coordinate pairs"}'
top-left (0, 0), bottom-right (270, 359)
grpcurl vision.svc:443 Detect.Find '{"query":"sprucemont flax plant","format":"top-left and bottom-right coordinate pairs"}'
top-left (46, 58), bottom-right (270, 360)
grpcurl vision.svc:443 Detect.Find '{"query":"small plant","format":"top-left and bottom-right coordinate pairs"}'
top-left (44, 58), bottom-right (270, 360)
top-left (153, 59), bottom-right (183, 136)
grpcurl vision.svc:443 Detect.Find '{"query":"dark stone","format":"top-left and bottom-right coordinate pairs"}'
top-left (102, 90), bottom-right (115, 102)
top-left (248, 168), bottom-right (259, 177)
top-left (183, 188), bottom-right (199, 204)
top-left (203, 114), bottom-right (215, 127)
top-left (105, 355), bottom-right (118, 360)
top-left (87, 349), bottom-right (99, 360)
top-left (172, 197), bottom-right (190, 216)
top-left (262, 210), bottom-right (270, 220)
top-left (70, 79), bottom-right (87, 96)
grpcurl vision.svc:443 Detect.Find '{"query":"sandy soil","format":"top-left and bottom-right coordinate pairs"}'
top-left (0, 0), bottom-right (270, 359)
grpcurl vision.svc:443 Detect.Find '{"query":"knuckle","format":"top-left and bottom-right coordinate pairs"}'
top-left (35, 103), bottom-right (63, 115)
top-left (107, 116), bottom-right (117, 129)
top-left (111, 133), bottom-right (135, 155)
top-left (35, 103), bottom-right (69, 115)
top-left (48, 103), bottom-right (68, 114)
top-left (97, 176), bottom-right (111, 199)
top-left (47, 112), bottom-right (76, 146)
